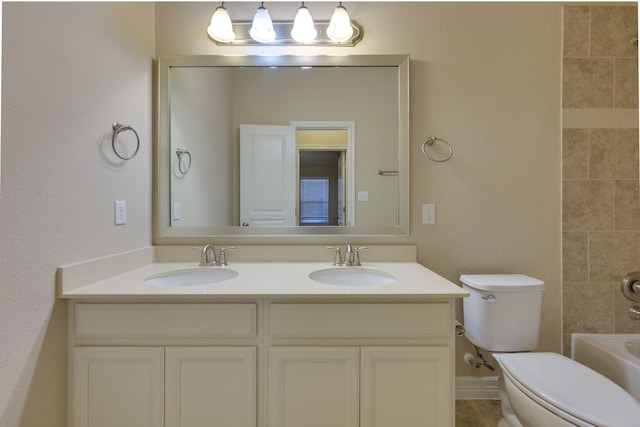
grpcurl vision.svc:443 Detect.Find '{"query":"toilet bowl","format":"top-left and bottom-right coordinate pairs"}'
top-left (495, 352), bottom-right (640, 427)
top-left (460, 274), bottom-right (640, 427)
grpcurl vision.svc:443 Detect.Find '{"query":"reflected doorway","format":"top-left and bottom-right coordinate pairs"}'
top-left (299, 150), bottom-right (346, 226)
top-left (239, 122), bottom-right (355, 227)
top-left (292, 121), bottom-right (355, 227)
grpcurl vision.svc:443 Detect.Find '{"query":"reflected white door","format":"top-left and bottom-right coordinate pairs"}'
top-left (240, 124), bottom-right (296, 226)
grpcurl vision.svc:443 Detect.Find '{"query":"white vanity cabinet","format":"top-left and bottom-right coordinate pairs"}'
top-left (73, 346), bottom-right (256, 427)
top-left (266, 302), bottom-right (454, 427)
top-left (70, 303), bottom-right (259, 427)
top-left (73, 346), bottom-right (165, 427)
top-left (268, 346), bottom-right (360, 427)
top-left (268, 346), bottom-right (451, 427)
top-left (70, 299), bottom-right (455, 427)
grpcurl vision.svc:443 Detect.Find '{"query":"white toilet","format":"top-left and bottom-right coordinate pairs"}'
top-left (461, 274), bottom-right (640, 427)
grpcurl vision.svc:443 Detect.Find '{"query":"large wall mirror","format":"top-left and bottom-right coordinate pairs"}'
top-left (155, 55), bottom-right (409, 243)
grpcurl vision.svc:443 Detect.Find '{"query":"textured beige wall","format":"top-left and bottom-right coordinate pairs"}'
top-left (0, 3), bottom-right (155, 427)
top-left (156, 1), bottom-right (563, 376)
top-left (562, 5), bottom-right (640, 354)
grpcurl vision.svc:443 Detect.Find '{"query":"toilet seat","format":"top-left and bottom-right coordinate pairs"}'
top-left (495, 352), bottom-right (640, 427)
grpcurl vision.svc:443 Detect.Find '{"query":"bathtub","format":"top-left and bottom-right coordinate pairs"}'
top-left (572, 333), bottom-right (640, 402)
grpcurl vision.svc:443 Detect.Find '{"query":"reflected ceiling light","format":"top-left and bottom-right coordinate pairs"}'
top-left (291, 2), bottom-right (317, 43)
top-left (327, 2), bottom-right (353, 42)
top-left (249, 2), bottom-right (276, 43)
top-left (207, 2), bottom-right (235, 43)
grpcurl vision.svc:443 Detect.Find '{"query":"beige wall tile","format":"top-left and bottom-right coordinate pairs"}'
top-left (589, 128), bottom-right (639, 179)
top-left (562, 108), bottom-right (639, 129)
top-left (563, 129), bottom-right (589, 179)
top-left (615, 58), bottom-right (639, 108)
top-left (591, 6), bottom-right (638, 58)
top-left (562, 180), bottom-right (614, 230)
top-left (562, 4), bottom-right (640, 349)
top-left (615, 180), bottom-right (640, 231)
top-left (589, 231), bottom-right (640, 281)
top-left (563, 58), bottom-right (614, 108)
top-left (563, 6), bottom-right (590, 58)
top-left (563, 282), bottom-right (615, 333)
top-left (563, 232), bottom-right (589, 281)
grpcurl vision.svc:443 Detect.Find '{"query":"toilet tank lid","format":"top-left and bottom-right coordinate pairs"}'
top-left (460, 274), bottom-right (544, 291)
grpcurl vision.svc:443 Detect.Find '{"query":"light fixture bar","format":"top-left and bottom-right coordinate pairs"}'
top-left (209, 20), bottom-right (363, 46)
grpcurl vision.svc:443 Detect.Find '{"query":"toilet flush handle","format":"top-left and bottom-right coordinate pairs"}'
top-left (481, 294), bottom-right (496, 303)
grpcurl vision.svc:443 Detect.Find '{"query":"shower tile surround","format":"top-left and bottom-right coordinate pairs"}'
top-left (562, 5), bottom-right (640, 353)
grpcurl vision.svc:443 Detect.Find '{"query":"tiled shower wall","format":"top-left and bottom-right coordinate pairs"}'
top-left (562, 5), bottom-right (640, 353)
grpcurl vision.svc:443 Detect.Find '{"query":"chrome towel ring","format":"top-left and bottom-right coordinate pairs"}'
top-left (176, 148), bottom-right (192, 175)
top-left (112, 122), bottom-right (140, 160)
top-left (422, 137), bottom-right (453, 162)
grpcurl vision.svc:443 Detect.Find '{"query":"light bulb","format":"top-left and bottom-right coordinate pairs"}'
top-left (291, 3), bottom-right (317, 43)
top-left (327, 3), bottom-right (353, 42)
top-left (207, 3), bottom-right (235, 43)
top-left (250, 3), bottom-right (276, 43)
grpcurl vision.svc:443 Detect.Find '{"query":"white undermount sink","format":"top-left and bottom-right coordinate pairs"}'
top-left (309, 267), bottom-right (396, 286)
top-left (144, 268), bottom-right (238, 287)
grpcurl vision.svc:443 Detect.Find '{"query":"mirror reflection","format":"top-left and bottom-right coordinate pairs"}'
top-left (156, 55), bottom-right (409, 240)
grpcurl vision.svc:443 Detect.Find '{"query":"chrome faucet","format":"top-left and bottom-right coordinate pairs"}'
top-left (345, 242), bottom-right (354, 265)
top-left (328, 242), bottom-right (368, 266)
top-left (196, 238), bottom-right (234, 266)
top-left (198, 240), bottom-right (217, 266)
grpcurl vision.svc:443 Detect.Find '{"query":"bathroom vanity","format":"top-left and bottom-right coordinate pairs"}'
top-left (59, 247), bottom-right (467, 427)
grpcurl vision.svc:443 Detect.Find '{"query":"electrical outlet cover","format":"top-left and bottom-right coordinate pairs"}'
top-left (114, 200), bottom-right (127, 225)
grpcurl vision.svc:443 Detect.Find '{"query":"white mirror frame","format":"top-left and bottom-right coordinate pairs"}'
top-left (154, 55), bottom-right (409, 244)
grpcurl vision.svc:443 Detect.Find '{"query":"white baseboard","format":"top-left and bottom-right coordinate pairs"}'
top-left (456, 376), bottom-right (500, 400)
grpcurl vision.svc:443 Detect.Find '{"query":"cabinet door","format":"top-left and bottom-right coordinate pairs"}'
top-left (72, 347), bottom-right (164, 427)
top-left (361, 346), bottom-right (453, 427)
top-left (165, 347), bottom-right (256, 427)
top-left (268, 347), bottom-right (359, 427)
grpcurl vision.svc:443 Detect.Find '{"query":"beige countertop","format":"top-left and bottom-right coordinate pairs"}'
top-left (57, 246), bottom-right (468, 301)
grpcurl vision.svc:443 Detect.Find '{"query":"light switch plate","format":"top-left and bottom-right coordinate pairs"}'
top-left (114, 200), bottom-right (127, 225)
top-left (422, 203), bottom-right (435, 224)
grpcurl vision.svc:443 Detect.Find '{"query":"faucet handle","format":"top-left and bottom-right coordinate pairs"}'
top-left (218, 247), bottom-right (235, 266)
top-left (353, 246), bottom-right (369, 266)
top-left (326, 246), bottom-right (345, 266)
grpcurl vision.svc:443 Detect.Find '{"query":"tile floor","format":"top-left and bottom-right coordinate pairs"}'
top-left (455, 399), bottom-right (503, 427)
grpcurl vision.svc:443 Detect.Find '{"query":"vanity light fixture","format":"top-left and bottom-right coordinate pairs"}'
top-left (207, 2), bottom-right (235, 43)
top-left (249, 2), bottom-right (276, 43)
top-left (291, 2), bottom-right (317, 43)
top-left (206, 2), bottom-right (362, 46)
top-left (327, 2), bottom-right (353, 42)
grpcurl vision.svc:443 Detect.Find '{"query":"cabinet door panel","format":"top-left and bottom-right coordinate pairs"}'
top-left (73, 347), bottom-right (164, 427)
top-left (165, 347), bottom-right (256, 427)
top-left (269, 347), bottom-right (359, 427)
top-left (361, 346), bottom-right (452, 427)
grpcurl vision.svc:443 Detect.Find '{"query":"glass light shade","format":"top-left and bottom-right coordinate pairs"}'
top-left (207, 5), bottom-right (235, 43)
top-left (291, 5), bottom-right (317, 43)
top-left (327, 4), bottom-right (353, 42)
top-left (249, 5), bottom-right (276, 43)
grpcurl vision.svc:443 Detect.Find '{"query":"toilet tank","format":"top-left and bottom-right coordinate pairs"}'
top-left (460, 274), bottom-right (544, 352)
